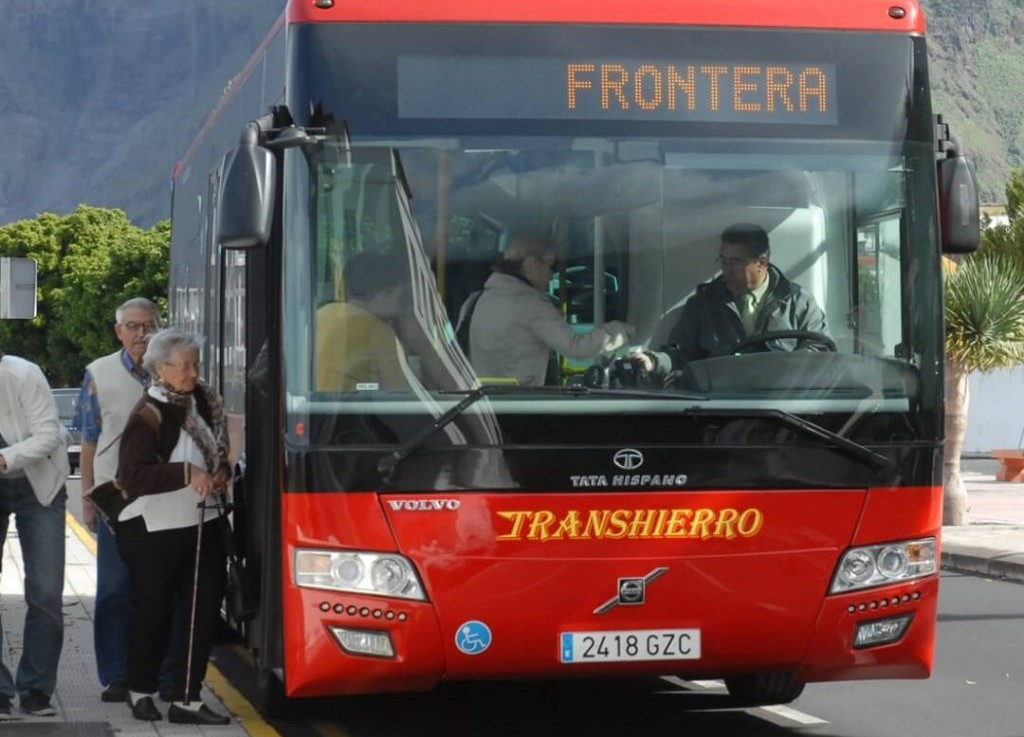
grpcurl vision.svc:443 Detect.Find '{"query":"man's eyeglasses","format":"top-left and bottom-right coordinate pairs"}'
top-left (120, 320), bottom-right (159, 333)
top-left (715, 255), bottom-right (762, 270)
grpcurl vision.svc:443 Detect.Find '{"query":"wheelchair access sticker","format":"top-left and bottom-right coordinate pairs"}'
top-left (455, 620), bottom-right (492, 655)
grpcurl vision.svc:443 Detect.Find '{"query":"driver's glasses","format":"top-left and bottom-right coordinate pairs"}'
top-left (715, 255), bottom-right (758, 270)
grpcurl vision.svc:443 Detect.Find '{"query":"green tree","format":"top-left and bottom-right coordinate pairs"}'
top-left (942, 169), bottom-right (1024, 525)
top-left (0, 206), bottom-right (168, 386)
top-left (977, 169), bottom-right (1024, 269)
top-left (944, 255), bottom-right (1024, 525)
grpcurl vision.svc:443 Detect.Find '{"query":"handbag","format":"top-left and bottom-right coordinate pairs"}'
top-left (213, 491), bottom-right (257, 622)
top-left (224, 553), bottom-right (257, 622)
top-left (83, 480), bottom-right (133, 533)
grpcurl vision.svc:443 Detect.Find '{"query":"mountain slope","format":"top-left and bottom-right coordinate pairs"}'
top-left (0, 0), bottom-right (1018, 227)
top-left (0, 0), bottom-right (284, 227)
top-left (923, 0), bottom-right (1024, 203)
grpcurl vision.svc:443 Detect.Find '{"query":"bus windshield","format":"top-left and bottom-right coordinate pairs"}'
top-left (281, 23), bottom-right (942, 450)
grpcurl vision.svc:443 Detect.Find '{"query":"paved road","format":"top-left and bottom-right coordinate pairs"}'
top-left (209, 572), bottom-right (1022, 737)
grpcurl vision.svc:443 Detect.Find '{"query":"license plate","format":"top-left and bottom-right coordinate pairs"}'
top-left (68, 444), bottom-right (81, 454)
top-left (560, 628), bottom-right (700, 663)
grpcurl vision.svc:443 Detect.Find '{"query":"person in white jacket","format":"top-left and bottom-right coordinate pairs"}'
top-left (468, 236), bottom-right (634, 386)
top-left (0, 351), bottom-right (70, 719)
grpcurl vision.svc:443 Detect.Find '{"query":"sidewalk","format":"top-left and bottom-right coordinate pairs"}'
top-left (0, 512), bottom-right (262, 735)
top-left (941, 466), bottom-right (1024, 584)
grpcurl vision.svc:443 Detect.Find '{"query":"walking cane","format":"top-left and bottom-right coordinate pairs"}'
top-left (183, 498), bottom-right (207, 707)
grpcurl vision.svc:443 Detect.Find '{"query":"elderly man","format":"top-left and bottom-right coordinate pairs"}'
top-left (0, 350), bottom-right (69, 719)
top-left (78, 298), bottom-right (179, 704)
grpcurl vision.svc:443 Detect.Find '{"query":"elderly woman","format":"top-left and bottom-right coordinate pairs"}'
top-left (114, 330), bottom-right (231, 725)
top-left (468, 235), bottom-right (635, 386)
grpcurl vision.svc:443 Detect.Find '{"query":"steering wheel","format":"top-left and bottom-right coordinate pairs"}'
top-left (729, 329), bottom-right (837, 354)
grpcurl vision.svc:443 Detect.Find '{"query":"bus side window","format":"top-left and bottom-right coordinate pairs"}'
top-left (855, 215), bottom-right (903, 357)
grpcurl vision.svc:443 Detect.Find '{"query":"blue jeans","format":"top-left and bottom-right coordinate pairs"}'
top-left (0, 477), bottom-right (66, 699)
top-left (95, 518), bottom-right (182, 689)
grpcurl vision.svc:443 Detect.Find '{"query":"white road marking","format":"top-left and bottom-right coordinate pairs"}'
top-left (659, 675), bottom-right (724, 690)
top-left (659, 676), bottom-right (830, 726)
top-left (759, 704), bottom-right (829, 725)
top-left (689, 679), bottom-right (726, 689)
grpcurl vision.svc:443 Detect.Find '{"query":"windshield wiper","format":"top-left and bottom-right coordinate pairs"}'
top-left (680, 407), bottom-right (892, 470)
top-left (376, 384), bottom-right (707, 481)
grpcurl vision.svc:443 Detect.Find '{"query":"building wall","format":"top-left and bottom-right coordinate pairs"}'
top-left (964, 367), bottom-right (1024, 454)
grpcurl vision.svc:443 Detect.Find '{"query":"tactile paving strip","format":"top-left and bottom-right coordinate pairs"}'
top-left (0, 722), bottom-right (113, 737)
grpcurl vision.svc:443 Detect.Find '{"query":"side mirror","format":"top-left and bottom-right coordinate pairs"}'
top-left (217, 131), bottom-right (276, 249)
top-left (937, 155), bottom-right (980, 254)
top-left (934, 115), bottom-right (980, 255)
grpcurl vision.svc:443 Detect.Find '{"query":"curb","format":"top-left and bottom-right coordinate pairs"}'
top-left (941, 550), bottom-right (1024, 584)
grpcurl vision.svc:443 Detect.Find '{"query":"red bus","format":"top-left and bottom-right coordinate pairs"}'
top-left (170, 0), bottom-right (979, 714)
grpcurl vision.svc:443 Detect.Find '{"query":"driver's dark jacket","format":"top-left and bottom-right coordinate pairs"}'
top-left (655, 265), bottom-right (830, 368)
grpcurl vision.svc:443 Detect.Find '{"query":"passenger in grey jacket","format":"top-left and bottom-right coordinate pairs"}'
top-left (640, 223), bottom-right (830, 374)
top-left (468, 236), bottom-right (635, 386)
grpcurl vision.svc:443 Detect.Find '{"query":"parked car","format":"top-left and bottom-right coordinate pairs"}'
top-left (52, 388), bottom-right (81, 475)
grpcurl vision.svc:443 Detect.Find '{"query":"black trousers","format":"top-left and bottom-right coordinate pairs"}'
top-left (117, 516), bottom-right (227, 700)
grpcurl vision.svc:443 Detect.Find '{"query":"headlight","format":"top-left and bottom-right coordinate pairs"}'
top-left (295, 549), bottom-right (426, 600)
top-left (371, 556), bottom-right (411, 595)
top-left (830, 538), bottom-right (935, 593)
top-left (332, 555), bottom-right (365, 587)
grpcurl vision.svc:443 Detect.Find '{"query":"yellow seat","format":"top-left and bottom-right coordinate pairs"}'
top-left (477, 377), bottom-right (520, 386)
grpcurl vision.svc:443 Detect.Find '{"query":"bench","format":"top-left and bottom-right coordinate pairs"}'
top-left (990, 449), bottom-right (1024, 482)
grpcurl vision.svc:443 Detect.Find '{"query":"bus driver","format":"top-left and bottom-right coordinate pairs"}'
top-left (634, 223), bottom-right (831, 377)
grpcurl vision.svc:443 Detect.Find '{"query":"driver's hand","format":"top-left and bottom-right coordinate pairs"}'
top-left (627, 350), bottom-right (655, 373)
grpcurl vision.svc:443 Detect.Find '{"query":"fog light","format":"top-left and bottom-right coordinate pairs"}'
top-left (329, 627), bottom-right (395, 658)
top-left (853, 615), bottom-right (912, 649)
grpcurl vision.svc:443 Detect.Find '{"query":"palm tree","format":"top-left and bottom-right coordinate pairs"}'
top-left (944, 256), bottom-right (1024, 525)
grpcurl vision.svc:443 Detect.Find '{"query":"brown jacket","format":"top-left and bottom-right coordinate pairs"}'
top-left (116, 389), bottom-right (225, 497)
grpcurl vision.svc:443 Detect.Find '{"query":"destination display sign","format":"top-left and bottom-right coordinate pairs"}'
top-left (398, 56), bottom-right (837, 124)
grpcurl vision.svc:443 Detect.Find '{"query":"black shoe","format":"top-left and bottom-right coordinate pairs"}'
top-left (129, 696), bottom-right (162, 721)
top-left (158, 685), bottom-right (176, 703)
top-left (100, 683), bottom-right (128, 703)
top-left (168, 703), bottom-right (231, 725)
top-left (0, 695), bottom-right (18, 721)
top-left (20, 690), bottom-right (56, 717)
